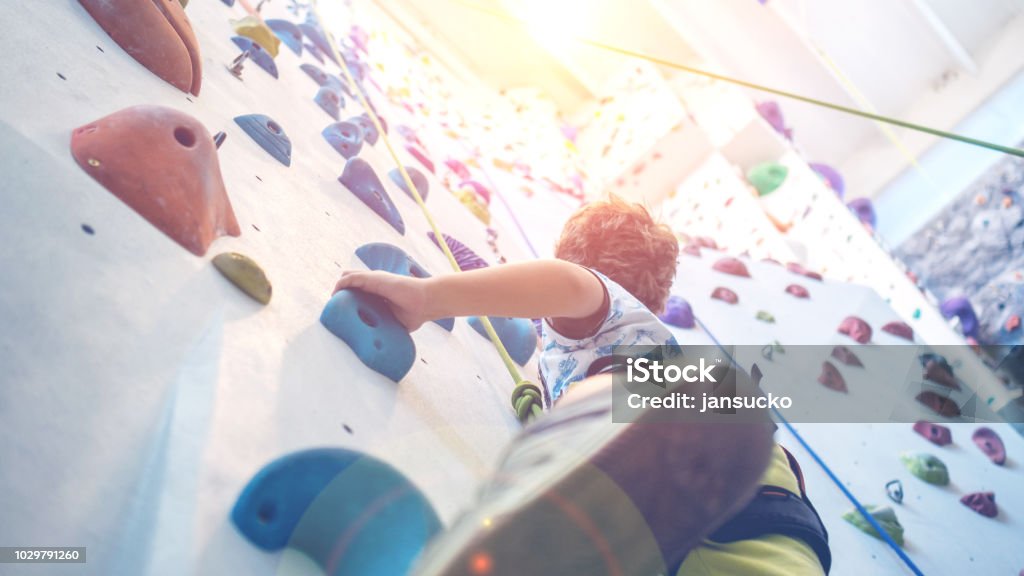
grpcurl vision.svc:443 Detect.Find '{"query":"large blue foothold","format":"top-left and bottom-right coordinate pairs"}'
top-left (235, 114), bottom-right (292, 166)
top-left (388, 166), bottom-right (429, 201)
top-left (320, 289), bottom-right (415, 381)
top-left (232, 447), bottom-right (441, 576)
top-left (300, 63), bottom-right (328, 85)
top-left (339, 158), bottom-right (404, 234)
top-left (299, 22), bottom-right (338, 64)
top-left (349, 115), bottom-right (379, 146)
top-left (322, 121), bottom-right (364, 159)
top-left (231, 37), bottom-right (278, 79)
top-left (355, 243), bottom-right (454, 331)
top-left (266, 19), bottom-right (303, 56)
top-left (468, 316), bottom-right (536, 365)
top-left (314, 86), bottom-right (344, 121)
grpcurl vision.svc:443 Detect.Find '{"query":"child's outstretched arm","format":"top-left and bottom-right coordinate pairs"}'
top-left (332, 260), bottom-right (605, 331)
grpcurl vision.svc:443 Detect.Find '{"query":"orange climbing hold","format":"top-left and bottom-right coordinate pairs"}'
top-left (71, 106), bottom-right (239, 256)
top-left (78, 0), bottom-right (202, 95)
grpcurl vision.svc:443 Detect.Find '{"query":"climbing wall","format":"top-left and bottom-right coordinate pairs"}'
top-left (0, 1), bottom-right (551, 574)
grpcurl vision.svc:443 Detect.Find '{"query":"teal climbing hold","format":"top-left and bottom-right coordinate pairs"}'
top-left (355, 243), bottom-right (454, 331)
top-left (320, 289), bottom-right (416, 381)
top-left (468, 316), bottom-right (536, 366)
top-left (842, 505), bottom-right (904, 547)
top-left (389, 166), bottom-right (429, 201)
top-left (899, 452), bottom-right (949, 485)
top-left (339, 158), bottom-right (405, 234)
top-left (747, 162), bottom-right (789, 196)
top-left (232, 447), bottom-right (441, 576)
top-left (235, 114), bottom-right (291, 166)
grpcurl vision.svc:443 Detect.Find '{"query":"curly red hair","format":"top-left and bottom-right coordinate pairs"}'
top-left (554, 196), bottom-right (678, 313)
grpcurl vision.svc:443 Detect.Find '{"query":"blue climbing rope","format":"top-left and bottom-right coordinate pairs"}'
top-left (694, 318), bottom-right (925, 576)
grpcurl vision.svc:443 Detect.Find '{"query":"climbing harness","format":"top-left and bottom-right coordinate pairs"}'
top-left (309, 1), bottom-right (543, 422)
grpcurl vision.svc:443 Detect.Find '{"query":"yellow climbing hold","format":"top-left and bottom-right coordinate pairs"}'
top-left (213, 252), bottom-right (272, 305)
top-left (230, 16), bottom-right (281, 58)
top-left (456, 187), bottom-right (491, 224)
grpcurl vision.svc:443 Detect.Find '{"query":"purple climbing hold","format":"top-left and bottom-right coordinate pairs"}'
top-left (848, 197), bottom-right (877, 228)
top-left (406, 144), bottom-right (434, 173)
top-left (881, 321), bottom-right (914, 341)
top-left (831, 346), bottom-right (863, 367)
top-left (939, 296), bottom-right (979, 338)
top-left (298, 21), bottom-right (337, 64)
top-left (231, 37), bottom-right (278, 78)
top-left (755, 101), bottom-right (792, 140)
top-left (711, 287), bottom-right (738, 304)
top-left (960, 492), bottom-right (998, 518)
top-left (916, 391), bottom-right (960, 418)
top-left (388, 167), bottom-right (429, 201)
top-left (972, 427), bottom-right (1006, 465)
top-left (809, 163), bottom-right (844, 199)
top-left (427, 232), bottom-right (489, 271)
top-left (785, 284), bottom-right (810, 299)
top-left (321, 121), bottom-right (364, 159)
top-left (838, 316), bottom-right (872, 343)
top-left (314, 86), bottom-right (343, 121)
top-left (818, 361), bottom-right (847, 393)
top-left (339, 158), bottom-right (404, 234)
top-left (913, 421), bottom-right (952, 446)
top-left (659, 296), bottom-right (695, 329)
top-left (712, 257), bottom-right (750, 278)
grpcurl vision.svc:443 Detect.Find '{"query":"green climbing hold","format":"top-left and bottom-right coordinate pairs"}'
top-left (756, 310), bottom-right (776, 323)
top-left (213, 252), bottom-right (272, 305)
top-left (747, 162), bottom-right (789, 196)
top-left (912, 308), bottom-right (921, 319)
top-left (843, 505), bottom-right (904, 547)
top-left (899, 452), bottom-right (949, 486)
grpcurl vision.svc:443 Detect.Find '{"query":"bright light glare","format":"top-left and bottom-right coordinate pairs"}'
top-left (505, 0), bottom-right (590, 54)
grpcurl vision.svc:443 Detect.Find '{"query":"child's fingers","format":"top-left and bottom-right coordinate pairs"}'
top-left (332, 271), bottom-right (370, 294)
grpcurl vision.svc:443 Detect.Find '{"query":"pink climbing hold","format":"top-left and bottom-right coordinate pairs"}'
top-left (817, 361), bottom-right (847, 393)
top-left (682, 244), bottom-right (701, 257)
top-left (71, 106), bottom-right (239, 256)
top-left (972, 427), bottom-right (1006, 465)
top-left (960, 492), bottom-right (997, 518)
top-left (830, 346), bottom-right (863, 367)
top-left (712, 257), bottom-right (750, 278)
top-left (406, 144), bottom-right (434, 173)
top-left (881, 321), bottom-right (914, 341)
top-left (913, 421), bottom-right (952, 446)
top-left (916, 391), bottom-right (960, 418)
top-left (711, 287), bottom-right (739, 304)
top-left (785, 284), bottom-right (809, 299)
top-left (444, 157), bottom-right (471, 180)
top-left (695, 236), bottom-right (719, 250)
top-left (786, 262), bottom-right (823, 281)
top-left (838, 316), bottom-right (872, 343)
top-left (1006, 314), bottom-right (1021, 332)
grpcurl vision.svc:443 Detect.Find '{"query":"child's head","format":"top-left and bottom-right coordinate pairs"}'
top-left (555, 196), bottom-right (678, 313)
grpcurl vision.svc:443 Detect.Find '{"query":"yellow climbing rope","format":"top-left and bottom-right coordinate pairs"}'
top-left (308, 0), bottom-right (544, 422)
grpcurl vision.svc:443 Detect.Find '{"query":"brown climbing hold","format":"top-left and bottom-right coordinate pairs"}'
top-left (913, 421), bottom-right (952, 446)
top-left (712, 257), bottom-right (750, 277)
top-left (831, 346), bottom-right (863, 367)
top-left (960, 492), bottom-right (997, 518)
top-left (79, 0), bottom-right (202, 95)
top-left (881, 321), bottom-right (914, 341)
top-left (785, 284), bottom-right (809, 298)
top-left (711, 287), bottom-right (739, 304)
top-left (71, 106), bottom-right (239, 256)
top-left (923, 359), bottom-right (960, 390)
top-left (230, 16), bottom-right (281, 57)
top-left (213, 253), bottom-right (271, 304)
top-left (916, 391), bottom-right (960, 418)
top-left (818, 361), bottom-right (847, 393)
top-left (838, 316), bottom-right (872, 343)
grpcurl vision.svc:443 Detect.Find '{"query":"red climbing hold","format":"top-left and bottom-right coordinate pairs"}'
top-left (913, 421), bottom-right (952, 446)
top-left (830, 346), bottom-right (863, 367)
top-left (78, 0), bottom-right (202, 95)
top-left (838, 316), bottom-right (872, 343)
top-left (1006, 314), bottom-right (1021, 332)
top-left (960, 492), bottom-right (997, 518)
top-left (71, 106), bottom-right (239, 256)
top-left (923, 359), bottom-right (959, 390)
top-left (972, 427), bottom-right (1006, 465)
top-left (916, 391), bottom-right (960, 418)
top-left (817, 361), bottom-right (847, 393)
top-left (785, 284), bottom-right (809, 299)
top-left (711, 287), bottom-right (738, 304)
top-left (881, 321), bottom-right (914, 341)
top-left (682, 244), bottom-right (701, 257)
top-left (786, 262), bottom-right (823, 281)
top-left (712, 257), bottom-right (750, 278)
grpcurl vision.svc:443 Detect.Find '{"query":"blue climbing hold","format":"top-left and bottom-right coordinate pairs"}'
top-left (298, 21), bottom-right (337, 63)
top-left (304, 42), bottom-right (325, 64)
top-left (300, 63), bottom-right (328, 85)
top-left (320, 289), bottom-right (416, 381)
top-left (388, 166), bottom-right (429, 201)
top-left (339, 158), bottom-right (404, 234)
top-left (314, 86), bottom-right (343, 121)
top-left (234, 114), bottom-right (291, 166)
top-left (659, 295), bottom-right (695, 329)
top-left (231, 37), bottom-right (278, 78)
top-left (231, 447), bottom-right (441, 576)
top-left (220, 0), bottom-right (234, 6)
top-left (468, 316), bottom-right (536, 365)
top-left (355, 242), bottom-right (454, 331)
top-left (265, 19), bottom-right (303, 56)
top-left (321, 121), bottom-right (364, 159)
top-left (350, 115), bottom-right (379, 145)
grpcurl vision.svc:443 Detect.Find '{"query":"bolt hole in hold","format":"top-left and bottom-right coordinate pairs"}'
top-left (174, 126), bottom-right (197, 147)
top-left (257, 501), bottom-right (275, 524)
top-left (267, 120), bottom-right (281, 135)
top-left (358, 307), bottom-right (378, 327)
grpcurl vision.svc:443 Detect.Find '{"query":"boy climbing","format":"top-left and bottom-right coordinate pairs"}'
top-left (333, 197), bottom-right (830, 575)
